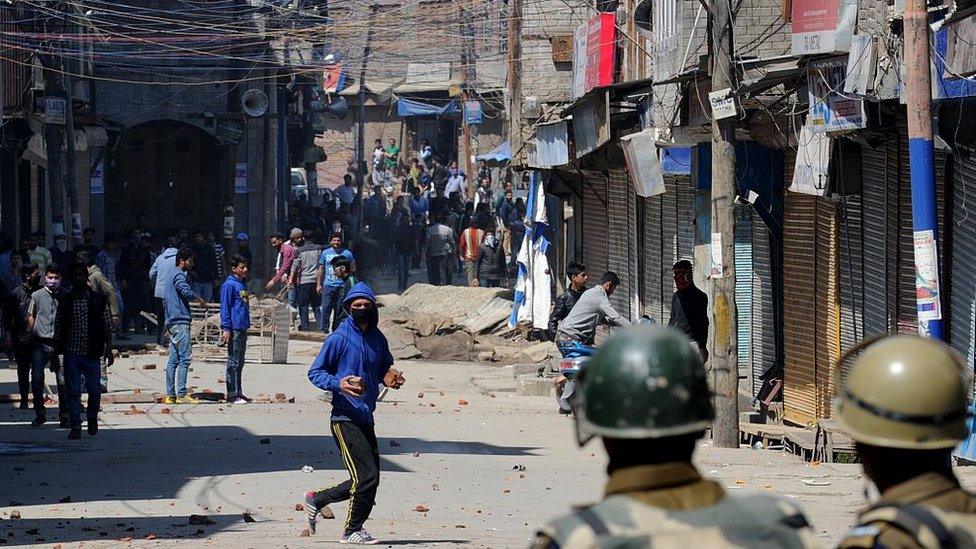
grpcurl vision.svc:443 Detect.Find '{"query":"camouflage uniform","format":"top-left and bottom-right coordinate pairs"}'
top-left (835, 335), bottom-right (976, 549)
top-left (533, 462), bottom-right (818, 548)
top-left (531, 326), bottom-right (821, 549)
top-left (839, 472), bottom-right (976, 548)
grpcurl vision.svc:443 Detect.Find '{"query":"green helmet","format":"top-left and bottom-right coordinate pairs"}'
top-left (837, 335), bottom-right (971, 450)
top-left (572, 325), bottom-right (714, 445)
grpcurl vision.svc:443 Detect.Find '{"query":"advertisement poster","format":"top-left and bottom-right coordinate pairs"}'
top-left (791, 0), bottom-right (857, 55)
top-left (709, 233), bottom-right (724, 278)
top-left (808, 57), bottom-right (866, 132)
top-left (463, 101), bottom-right (483, 125)
top-left (322, 64), bottom-right (345, 93)
top-left (571, 24), bottom-right (588, 99)
top-left (90, 161), bottom-right (105, 194)
top-left (234, 163), bottom-right (248, 194)
top-left (913, 230), bottom-right (942, 321)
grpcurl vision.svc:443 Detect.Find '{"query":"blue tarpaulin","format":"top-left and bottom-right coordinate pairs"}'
top-left (396, 97), bottom-right (459, 117)
top-left (476, 141), bottom-right (510, 162)
top-left (662, 147), bottom-right (692, 175)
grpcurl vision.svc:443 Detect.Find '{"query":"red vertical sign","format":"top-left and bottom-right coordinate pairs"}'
top-left (584, 13), bottom-right (616, 93)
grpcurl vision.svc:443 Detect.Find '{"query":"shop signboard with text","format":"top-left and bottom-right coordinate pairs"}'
top-left (791, 0), bottom-right (857, 55)
top-left (572, 13), bottom-right (617, 99)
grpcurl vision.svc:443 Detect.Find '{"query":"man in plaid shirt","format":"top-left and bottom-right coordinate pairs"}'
top-left (56, 260), bottom-right (115, 440)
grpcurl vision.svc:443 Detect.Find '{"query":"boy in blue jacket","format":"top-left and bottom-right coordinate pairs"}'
top-left (305, 282), bottom-right (405, 544)
top-left (220, 254), bottom-right (251, 403)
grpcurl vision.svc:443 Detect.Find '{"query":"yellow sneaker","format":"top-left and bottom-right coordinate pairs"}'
top-left (176, 395), bottom-right (200, 404)
top-left (163, 396), bottom-right (177, 404)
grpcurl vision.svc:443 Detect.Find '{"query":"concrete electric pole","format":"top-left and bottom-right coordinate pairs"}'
top-left (708, 0), bottom-right (739, 448)
top-left (507, 0), bottom-right (522, 168)
top-left (904, 0), bottom-right (943, 338)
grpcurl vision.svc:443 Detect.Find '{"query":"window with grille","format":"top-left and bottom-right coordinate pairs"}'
top-left (654, 0), bottom-right (679, 53)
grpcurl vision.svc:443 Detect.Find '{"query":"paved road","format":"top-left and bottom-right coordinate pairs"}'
top-left (1, 339), bottom-right (975, 548)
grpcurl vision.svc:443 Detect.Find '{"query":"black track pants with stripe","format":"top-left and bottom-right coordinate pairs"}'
top-left (313, 420), bottom-right (380, 534)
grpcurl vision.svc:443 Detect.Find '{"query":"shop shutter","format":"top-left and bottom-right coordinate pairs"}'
top-left (751, 213), bottom-right (775, 396)
top-left (861, 144), bottom-right (894, 336)
top-left (815, 198), bottom-right (841, 420)
top-left (734, 206), bottom-right (754, 389)
top-left (581, 173), bottom-right (609, 275)
top-left (607, 169), bottom-right (635, 319)
top-left (783, 193), bottom-right (840, 425)
top-left (950, 151), bottom-right (976, 371)
top-left (783, 192), bottom-right (819, 425)
top-left (642, 194), bottom-right (665, 323)
top-left (675, 176), bottom-right (695, 261)
top-left (660, 177), bottom-right (679, 321)
top-left (837, 193), bottom-right (864, 355)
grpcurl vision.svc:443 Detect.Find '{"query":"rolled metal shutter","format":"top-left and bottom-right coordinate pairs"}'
top-left (951, 151), bottom-right (976, 371)
top-left (815, 198), bottom-right (841, 420)
top-left (838, 193), bottom-right (864, 356)
top-left (861, 144), bottom-right (893, 336)
top-left (734, 206), bottom-right (754, 390)
top-left (581, 173), bottom-right (609, 276)
top-left (783, 193), bottom-right (840, 425)
top-left (751, 213), bottom-right (775, 396)
top-left (783, 192), bottom-right (819, 425)
top-left (896, 121), bottom-right (918, 334)
top-left (675, 176), bottom-right (695, 261)
top-left (607, 169), bottom-right (635, 319)
top-left (642, 194), bottom-right (664, 323)
top-left (660, 177), bottom-right (679, 318)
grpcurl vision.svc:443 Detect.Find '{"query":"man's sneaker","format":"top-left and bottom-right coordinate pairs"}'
top-left (18, 401), bottom-right (29, 410)
top-left (233, 397), bottom-right (248, 404)
top-left (31, 416), bottom-right (46, 427)
top-left (68, 428), bottom-right (81, 440)
top-left (304, 492), bottom-right (319, 534)
top-left (339, 529), bottom-right (379, 545)
top-left (176, 395), bottom-right (200, 404)
top-left (88, 421), bottom-right (98, 436)
top-left (163, 396), bottom-right (177, 404)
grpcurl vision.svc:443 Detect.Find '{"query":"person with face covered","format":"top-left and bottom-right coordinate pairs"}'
top-left (27, 265), bottom-right (67, 426)
top-left (667, 260), bottom-right (709, 362)
top-left (304, 282), bottom-right (405, 545)
top-left (11, 262), bottom-right (41, 412)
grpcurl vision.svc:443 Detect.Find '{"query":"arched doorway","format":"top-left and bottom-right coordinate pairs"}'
top-left (107, 120), bottom-right (225, 235)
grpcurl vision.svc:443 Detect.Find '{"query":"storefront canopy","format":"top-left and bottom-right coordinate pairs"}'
top-left (396, 97), bottom-right (458, 117)
top-left (476, 140), bottom-right (510, 163)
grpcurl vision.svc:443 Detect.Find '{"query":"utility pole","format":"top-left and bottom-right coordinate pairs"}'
top-left (459, 3), bottom-right (474, 197)
top-left (63, 55), bottom-right (80, 244)
top-left (904, 0), bottom-right (943, 338)
top-left (507, 0), bottom-right (522, 169)
top-left (708, 0), bottom-right (739, 448)
top-left (356, 3), bottom-right (378, 234)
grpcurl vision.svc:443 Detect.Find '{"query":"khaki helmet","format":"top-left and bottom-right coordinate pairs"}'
top-left (572, 325), bottom-right (713, 445)
top-left (836, 335), bottom-right (971, 450)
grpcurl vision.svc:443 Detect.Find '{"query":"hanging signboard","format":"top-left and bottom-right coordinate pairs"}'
top-left (791, 0), bottom-right (857, 55)
top-left (620, 129), bottom-right (665, 197)
top-left (463, 101), bottom-right (483, 125)
top-left (323, 64), bottom-right (345, 93)
top-left (44, 96), bottom-right (66, 125)
top-left (790, 125), bottom-right (832, 196)
top-left (90, 160), bottom-right (104, 194)
top-left (808, 57), bottom-right (866, 133)
top-left (708, 88), bottom-right (737, 120)
top-left (234, 162), bottom-right (248, 194)
top-left (571, 13), bottom-right (617, 100)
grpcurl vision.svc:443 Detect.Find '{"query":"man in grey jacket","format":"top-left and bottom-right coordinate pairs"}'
top-left (149, 237), bottom-right (179, 344)
top-left (555, 271), bottom-right (630, 347)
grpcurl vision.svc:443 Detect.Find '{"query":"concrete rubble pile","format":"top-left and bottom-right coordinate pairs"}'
top-left (285, 284), bottom-right (552, 364)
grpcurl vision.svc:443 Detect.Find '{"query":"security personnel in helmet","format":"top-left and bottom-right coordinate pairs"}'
top-left (838, 335), bottom-right (976, 549)
top-left (531, 325), bottom-right (820, 549)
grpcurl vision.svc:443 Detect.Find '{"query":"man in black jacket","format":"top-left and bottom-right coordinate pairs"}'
top-left (667, 260), bottom-right (709, 362)
top-left (56, 261), bottom-right (114, 439)
top-left (547, 262), bottom-right (587, 340)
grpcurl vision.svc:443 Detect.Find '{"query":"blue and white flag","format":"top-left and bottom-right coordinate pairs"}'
top-left (509, 172), bottom-right (552, 329)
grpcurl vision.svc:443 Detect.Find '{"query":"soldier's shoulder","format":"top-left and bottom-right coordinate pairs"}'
top-left (839, 502), bottom-right (976, 549)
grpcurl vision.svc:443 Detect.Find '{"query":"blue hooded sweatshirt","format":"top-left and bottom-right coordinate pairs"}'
top-left (307, 282), bottom-right (394, 424)
top-left (219, 275), bottom-right (251, 331)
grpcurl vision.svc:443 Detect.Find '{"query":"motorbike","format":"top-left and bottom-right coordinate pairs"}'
top-left (552, 317), bottom-right (655, 415)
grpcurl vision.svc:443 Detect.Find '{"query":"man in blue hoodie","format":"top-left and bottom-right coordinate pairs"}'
top-left (220, 254), bottom-right (251, 403)
top-left (149, 236), bottom-right (179, 344)
top-left (305, 282), bottom-right (405, 544)
top-left (163, 247), bottom-right (206, 404)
